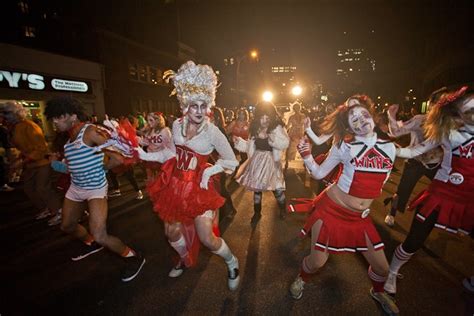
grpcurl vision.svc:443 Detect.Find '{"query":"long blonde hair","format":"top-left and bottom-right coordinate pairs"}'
top-left (425, 86), bottom-right (473, 143)
top-left (145, 112), bottom-right (165, 134)
top-left (319, 94), bottom-right (375, 147)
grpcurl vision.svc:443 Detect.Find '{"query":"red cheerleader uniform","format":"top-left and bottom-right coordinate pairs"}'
top-left (290, 134), bottom-right (396, 253)
top-left (407, 127), bottom-right (474, 234)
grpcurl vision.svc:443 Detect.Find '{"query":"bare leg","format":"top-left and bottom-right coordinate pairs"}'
top-left (88, 198), bottom-right (128, 255)
top-left (290, 220), bottom-right (329, 299)
top-left (60, 198), bottom-right (90, 242)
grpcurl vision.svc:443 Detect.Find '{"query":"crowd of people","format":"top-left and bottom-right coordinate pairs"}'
top-left (1, 60), bottom-right (473, 315)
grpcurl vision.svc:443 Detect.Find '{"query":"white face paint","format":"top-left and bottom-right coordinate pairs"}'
top-left (52, 114), bottom-right (75, 132)
top-left (348, 106), bottom-right (374, 136)
top-left (260, 114), bottom-right (270, 129)
top-left (458, 97), bottom-right (474, 125)
top-left (186, 100), bottom-right (207, 125)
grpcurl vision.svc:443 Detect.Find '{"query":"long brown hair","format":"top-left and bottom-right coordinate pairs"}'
top-left (425, 86), bottom-right (474, 142)
top-left (319, 94), bottom-right (375, 147)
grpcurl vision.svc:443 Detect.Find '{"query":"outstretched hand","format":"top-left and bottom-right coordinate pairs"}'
top-left (297, 136), bottom-right (312, 159)
top-left (304, 117), bottom-right (312, 130)
top-left (387, 104), bottom-right (399, 118)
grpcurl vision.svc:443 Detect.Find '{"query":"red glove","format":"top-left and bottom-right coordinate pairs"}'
top-left (297, 137), bottom-right (312, 159)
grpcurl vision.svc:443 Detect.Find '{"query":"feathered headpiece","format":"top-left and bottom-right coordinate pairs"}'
top-left (163, 61), bottom-right (218, 114)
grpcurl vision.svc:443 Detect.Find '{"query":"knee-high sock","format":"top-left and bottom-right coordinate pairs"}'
top-left (169, 235), bottom-right (188, 260)
top-left (368, 266), bottom-right (387, 293)
top-left (212, 238), bottom-right (234, 264)
top-left (299, 257), bottom-right (314, 282)
top-left (389, 244), bottom-right (414, 274)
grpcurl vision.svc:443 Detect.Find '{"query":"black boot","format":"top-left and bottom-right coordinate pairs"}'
top-left (251, 203), bottom-right (262, 223)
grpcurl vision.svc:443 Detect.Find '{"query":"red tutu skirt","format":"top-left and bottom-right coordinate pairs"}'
top-left (292, 192), bottom-right (384, 254)
top-left (146, 158), bottom-right (225, 223)
top-left (409, 180), bottom-right (474, 234)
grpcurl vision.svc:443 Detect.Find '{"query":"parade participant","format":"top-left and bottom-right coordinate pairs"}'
top-left (44, 96), bottom-right (145, 282)
top-left (137, 61), bottom-right (240, 290)
top-left (285, 101), bottom-right (306, 170)
top-left (0, 101), bottom-right (62, 224)
top-left (233, 102), bottom-right (290, 222)
top-left (212, 107), bottom-right (237, 219)
top-left (289, 95), bottom-right (399, 315)
top-left (226, 108), bottom-right (250, 140)
top-left (383, 98), bottom-right (443, 227)
top-left (226, 108), bottom-right (250, 162)
top-left (140, 112), bottom-right (173, 182)
top-left (384, 86), bottom-right (474, 295)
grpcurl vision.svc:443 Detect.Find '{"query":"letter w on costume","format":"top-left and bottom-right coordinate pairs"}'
top-left (176, 147), bottom-right (196, 171)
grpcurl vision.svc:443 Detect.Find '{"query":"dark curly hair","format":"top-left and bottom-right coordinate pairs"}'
top-left (44, 96), bottom-right (88, 121)
top-left (249, 101), bottom-right (285, 137)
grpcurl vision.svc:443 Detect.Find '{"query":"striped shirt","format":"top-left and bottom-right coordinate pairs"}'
top-left (64, 124), bottom-right (107, 189)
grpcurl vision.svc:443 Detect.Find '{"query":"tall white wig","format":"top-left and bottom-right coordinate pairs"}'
top-left (164, 61), bottom-right (218, 115)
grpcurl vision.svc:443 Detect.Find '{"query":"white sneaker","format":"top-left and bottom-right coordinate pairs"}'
top-left (35, 209), bottom-right (52, 220)
top-left (48, 209), bottom-right (62, 226)
top-left (227, 255), bottom-right (240, 291)
top-left (168, 261), bottom-right (184, 278)
top-left (384, 215), bottom-right (395, 227)
top-left (135, 190), bottom-right (144, 200)
top-left (1, 184), bottom-right (14, 192)
top-left (384, 271), bottom-right (400, 295)
top-left (108, 189), bottom-right (121, 197)
top-left (290, 275), bottom-right (305, 300)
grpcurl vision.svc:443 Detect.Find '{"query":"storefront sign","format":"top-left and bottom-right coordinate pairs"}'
top-left (0, 69), bottom-right (91, 94)
top-left (51, 79), bottom-right (88, 92)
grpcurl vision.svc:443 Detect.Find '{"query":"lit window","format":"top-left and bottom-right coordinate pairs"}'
top-left (23, 25), bottom-right (36, 38)
top-left (138, 65), bottom-right (147, 82)
top-left (224, 58), bottom-right (228, 66)
top-left (18, 1), bottom-right (29, 14)
top-left (230, 58), bottom-right (234, 65)
top-left (149, 66), bottom-right (158, 84)
top-left (129, 64), bottom-right (138, 80)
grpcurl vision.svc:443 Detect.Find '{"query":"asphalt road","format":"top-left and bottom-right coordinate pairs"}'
top-left (1, 159), bottom-right (473, 315)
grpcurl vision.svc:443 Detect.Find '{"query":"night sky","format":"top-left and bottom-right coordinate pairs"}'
top-left (178, 0), bottom-right (473, 94)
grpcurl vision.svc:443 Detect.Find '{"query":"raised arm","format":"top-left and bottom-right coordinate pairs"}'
top-left (387, 104), bottom-right (422, 137)
top-left (303, 117), bottom-right (332, 145)
top-left (297, 137), bottom-right (342, 180)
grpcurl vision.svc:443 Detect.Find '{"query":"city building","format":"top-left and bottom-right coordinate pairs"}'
top-left (1, 1), bottom-right (194, 119)
top-left (0, 43), bottom-right (105, 138)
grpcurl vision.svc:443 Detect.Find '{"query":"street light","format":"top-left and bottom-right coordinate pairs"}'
top-left (235, 49), bottom-right (259, 106)
top-left (291, 85), bottom-right (303, 96)
top-left (262, 91), bottom-right (274, 102)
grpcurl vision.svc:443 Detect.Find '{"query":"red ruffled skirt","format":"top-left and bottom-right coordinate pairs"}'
top-left (146, 158), bottom-right (225, 223)
top-left (290, 191), bottom-right (384, 254)
top-left (409, 180), bottom-right (474, 234)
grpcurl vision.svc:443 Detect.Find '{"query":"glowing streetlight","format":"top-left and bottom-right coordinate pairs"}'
top-left (262, 91), bottom-right (274, 102)
top-left (291, 85), bottom-right (303, 96)
top-left (250, 50), bottom-right (258, 59)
